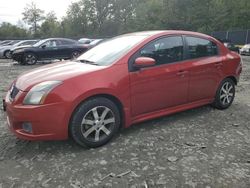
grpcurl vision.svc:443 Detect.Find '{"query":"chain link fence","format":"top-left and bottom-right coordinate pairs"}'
top-left (211, 30), bottom-right (250, 45)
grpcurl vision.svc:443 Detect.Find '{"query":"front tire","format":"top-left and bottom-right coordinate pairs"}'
top-left (70, 97), bottom-right (121, 148)
top-left (4, 50), bottom-right (11, 59)
top-left (23, 53), bottom-right (37, 65)
top-left (212, 78), bottom-right (235, 109)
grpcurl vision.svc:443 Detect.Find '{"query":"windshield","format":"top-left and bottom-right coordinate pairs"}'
top-left (77, 35), bottom-right (148, 66)
top-left (13, 41), bottom-right (27, 47)
top-left (90, 39), bottom-right (102, 45)
top-left (8, 41), bottom-right (20, 45)
top-left (33, 39), bottom-right (47, 47)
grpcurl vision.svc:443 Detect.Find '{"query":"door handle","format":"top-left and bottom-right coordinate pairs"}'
top-left (176, 70), bottom-right (188, 77)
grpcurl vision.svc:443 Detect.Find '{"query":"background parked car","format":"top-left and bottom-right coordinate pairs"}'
top-left (0, 40), bottom-right (12, 46)
top-left (223, 42), bottom-right (239, 53)
top-left (12, 38), bottom-right (89, 65)
top-left (78, 38), bottom-right (93, 44)
top-left (0, 40), bottom-right (38, 59)
top-left (2, 40), bottom-right (20, 46)
top-left (82, 39), bottom-right (106, 49)
top-left (240, 44), bottom-right (250, 55)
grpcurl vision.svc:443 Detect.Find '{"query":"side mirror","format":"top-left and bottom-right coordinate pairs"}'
top-left (41, 45), bottom-right (46, 49)
top-left (134, 57), bottom-right (156, 68)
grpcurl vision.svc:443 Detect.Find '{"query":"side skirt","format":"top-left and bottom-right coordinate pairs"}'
top-left (130, 98), bottom-right (214, 125)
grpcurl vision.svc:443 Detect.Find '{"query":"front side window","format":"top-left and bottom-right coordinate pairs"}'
top-left (139, 36), bottom-right (184, 65)
top-left (186, 36), bottom-right (218, 59)
top-left (43, 40), bottom-right (57, 48)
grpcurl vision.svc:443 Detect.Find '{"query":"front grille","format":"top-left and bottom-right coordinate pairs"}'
top-left (10, 85), bottom-right (19, 100)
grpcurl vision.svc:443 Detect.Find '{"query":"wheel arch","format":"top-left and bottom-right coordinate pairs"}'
top-left (225, 75), bottom-right (238, 85)
top-left (4, 49), bottom-right (10, 53)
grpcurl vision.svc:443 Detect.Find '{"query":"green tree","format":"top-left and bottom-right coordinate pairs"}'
top-left (0, 22), bottom-right (28, 39)
top-left (40, 11), bottom-right (61, 37)
top-left (22, 2), bottom-right (45, 36)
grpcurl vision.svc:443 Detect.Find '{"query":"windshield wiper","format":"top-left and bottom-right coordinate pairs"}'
top-left (77, 59), bottom-right (99, 65)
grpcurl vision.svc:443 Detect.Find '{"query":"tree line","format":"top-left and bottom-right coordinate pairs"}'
top-left (0, 0), bottom-right (250, 39)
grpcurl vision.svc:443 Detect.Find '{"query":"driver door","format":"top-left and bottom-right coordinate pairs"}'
top-left (129, 36), bottom-right (189, 117)
top-left (39, 40), bottom-right (59, 59)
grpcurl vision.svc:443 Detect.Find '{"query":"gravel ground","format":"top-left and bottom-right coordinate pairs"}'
top-left (0, 58), bottom-right (249, 188)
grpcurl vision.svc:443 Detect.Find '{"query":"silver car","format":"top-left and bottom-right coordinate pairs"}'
top-left (240, 44), bottom-right (250, 55)
top-left (0, 40), bottom-right (37, 59)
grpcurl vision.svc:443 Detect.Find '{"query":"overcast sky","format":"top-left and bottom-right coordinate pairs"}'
top-left (0, 0), bottom-right (78, 25)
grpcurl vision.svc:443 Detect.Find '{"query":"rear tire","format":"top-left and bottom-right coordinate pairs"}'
top-left (70, 97), bottom-right (121, 148)
top-left (212, 78), bottom-right (235, 110)
top-left (71, 51), bottom-right (80, 59)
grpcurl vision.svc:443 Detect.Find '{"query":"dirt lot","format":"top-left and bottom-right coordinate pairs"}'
top-left (0, 57), bottom-right (249, 188)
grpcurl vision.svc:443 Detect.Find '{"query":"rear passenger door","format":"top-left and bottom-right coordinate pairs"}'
top-left (184, 36), bottom-right (223, 102)
top-left (56, 39), bottom-right (76, 59)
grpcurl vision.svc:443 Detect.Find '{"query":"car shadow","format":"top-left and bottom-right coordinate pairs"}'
top-left (1, 104), bottom-right (215, 159)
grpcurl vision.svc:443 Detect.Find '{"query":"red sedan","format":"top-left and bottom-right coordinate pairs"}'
top-left (4, 31), bottom-right (242, 147)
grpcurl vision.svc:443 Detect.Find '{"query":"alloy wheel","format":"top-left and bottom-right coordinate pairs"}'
top-left (5, 51), bottom-right (11, 59)
top-left (81, 106), bottom-right (115, 142)
top-left (25, 54), bottom-right (37, 65)
top-left (72, 51), bottom-right (80, 59)
top-left (220, 82), bottom-right (234, 105)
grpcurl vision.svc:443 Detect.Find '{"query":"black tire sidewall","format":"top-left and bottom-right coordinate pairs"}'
top-left (70, 97), bottom-right (121, 148)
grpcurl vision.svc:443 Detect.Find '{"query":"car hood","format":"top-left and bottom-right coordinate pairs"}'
top-left (15, 61), bottom-right (104, 91)
top-left (11, 45), bottom-right (32, 51)
top-left (0, 45), bottom-right (12, 51)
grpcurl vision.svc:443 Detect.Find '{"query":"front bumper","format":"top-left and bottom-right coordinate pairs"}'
top-left (0, 50), bottom-right (5, 58)
top-left (4, 91), bottom-right (69, 141)
top-left (12, 53), bottom-right (23, 62)
top-left (240, 50), bottom-right (250, 55)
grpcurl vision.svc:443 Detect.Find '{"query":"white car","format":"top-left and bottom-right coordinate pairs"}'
top-left (78, 38), bottom-right (93, 44)
top-left (240, 44), bottom-right (250, 55)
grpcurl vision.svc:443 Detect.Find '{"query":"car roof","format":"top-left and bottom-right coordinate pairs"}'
top-left (124, 30), bottom-right (214, 39)
top-left (46, 38), bottom-right (76, 41)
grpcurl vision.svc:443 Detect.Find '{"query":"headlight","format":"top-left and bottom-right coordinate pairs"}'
top-left (23, 81), bottom-right (62, 105)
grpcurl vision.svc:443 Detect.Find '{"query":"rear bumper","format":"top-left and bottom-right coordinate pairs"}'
top-left (4, 93), bottom-right (69, 141)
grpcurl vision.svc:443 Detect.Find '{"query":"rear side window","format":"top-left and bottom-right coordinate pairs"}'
top-left (186, 36), bottom-right (218, 59)
top-left (140, 36), bottom-right (184, 65)
top-left (60, 40), bottom-right (76, 45)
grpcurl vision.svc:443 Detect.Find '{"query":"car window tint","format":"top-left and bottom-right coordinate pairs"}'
top-left (60, 40), bottom-right (75, 45)
top-left (21, 41), bottom-right (35, 45)
top-left (43, 40), bottom-right (57, 47)
top-left (140, 36), bottom-right (184, 65)
top-left (186, 36), bottom-right (218, 59)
